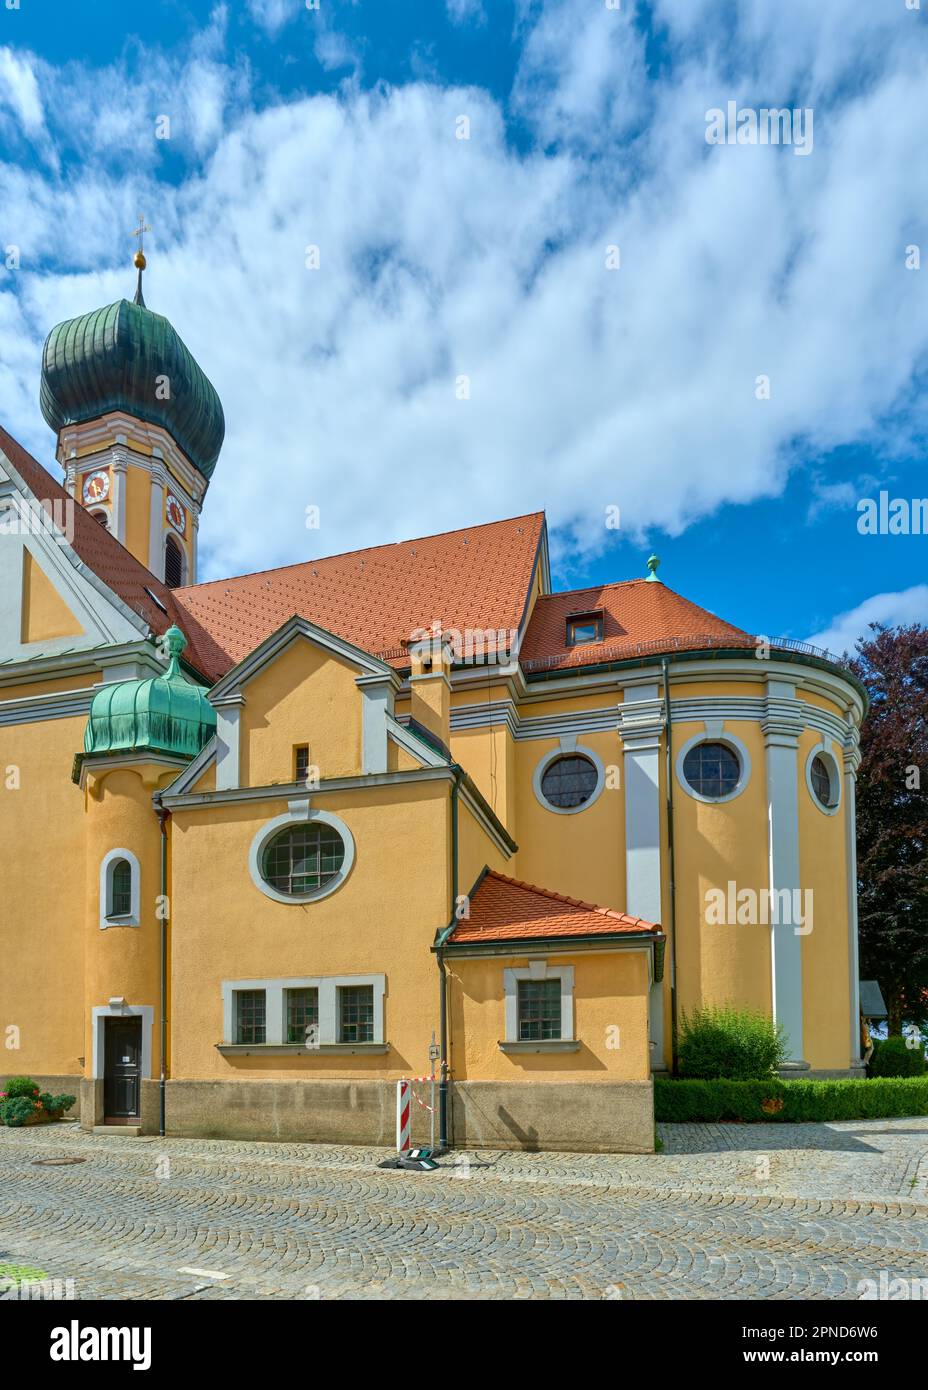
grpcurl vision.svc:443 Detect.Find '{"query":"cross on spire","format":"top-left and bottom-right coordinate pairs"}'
top-left (131, 215), bottom-right (151, 306)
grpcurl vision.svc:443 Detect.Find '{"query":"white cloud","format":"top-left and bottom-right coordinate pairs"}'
top-left (0, 1), bottom-right (927, 586)
top-left (0, 47), bottom-right (44, 134)
top-left (246, 0), bottom-right (299, 39)
top-left (446, 0), bottom-right (486, 26)
top-left (806, 586), bottom-right (928, 658)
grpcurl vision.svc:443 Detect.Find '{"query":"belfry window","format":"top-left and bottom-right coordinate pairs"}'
top-left (164, 533), bottom-right (184, 588)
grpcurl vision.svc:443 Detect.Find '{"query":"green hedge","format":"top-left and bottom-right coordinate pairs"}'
top-left (655, 1076), bottom-right (928, 1123)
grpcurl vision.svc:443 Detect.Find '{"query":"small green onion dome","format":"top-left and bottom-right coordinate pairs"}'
top-left (84, 626), bottom-right (216, 760)
top-left (40, 294), bottom-right (224, 479)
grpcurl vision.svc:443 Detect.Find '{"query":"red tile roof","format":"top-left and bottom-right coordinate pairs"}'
top-left (447, 869), bottom-right (661, 944)
top-left (0, 425), bottom-right (545, 684)
top-left (519, 579), bottom-right (753, 673)
top-left (172, 512), bottom-right (545, 676)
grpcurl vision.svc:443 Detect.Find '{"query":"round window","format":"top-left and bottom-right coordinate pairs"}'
top-left (810, 754), bottom-right (835, 809)
top-left (540, 754), bottom-right (598, 810)
top-left (262, 823), bottom-right (345, 896)
top-left (682, 741), bottom-right (741, 800)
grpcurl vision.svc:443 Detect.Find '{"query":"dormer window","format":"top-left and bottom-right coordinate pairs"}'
top-left (566, 611), bottom-right (604, 646)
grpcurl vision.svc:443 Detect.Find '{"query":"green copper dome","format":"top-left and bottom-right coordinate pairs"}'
top-left (40, 287), bottom-right (224, 479)
top-left (84, 627), bottom-right (216, 760)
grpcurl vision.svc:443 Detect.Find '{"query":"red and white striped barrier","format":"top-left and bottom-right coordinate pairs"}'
top-left (396, 1079), bottom-right (412, 1153)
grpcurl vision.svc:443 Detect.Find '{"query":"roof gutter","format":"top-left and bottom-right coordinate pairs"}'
top-left (523, 644), bottom-right (869, 708)
top-left (437, 930), bottom-right (665, 974)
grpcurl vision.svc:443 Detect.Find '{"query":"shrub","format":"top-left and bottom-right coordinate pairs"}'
top-left (868, 1036), bottom-right (927, 1078)
top-left (677, 1005), bottom-right (787, 1080)
top-left (0, 1078), bottom-right (74, 1125)
top-left (655, 1076), bottom-right (928, 1123)
top-left (2, 1077), bottom-right (40, 1100)
top-left (0, 1096), bottom-right (39, 1127)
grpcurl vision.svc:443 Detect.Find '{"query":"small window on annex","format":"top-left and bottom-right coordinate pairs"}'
top-left (517, 979), bottom-right (562, 1041)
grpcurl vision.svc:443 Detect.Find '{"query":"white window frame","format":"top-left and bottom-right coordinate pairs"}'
top-left (675, 727), bottom-right (752, 805)
top-left (532, 739), bottom-right (606, 816)
top-left (99, 847), bottom-right (141, 928)
top-left (805, 740), bottom-right (842, 816)
top-left (503, 963), bottom-right (575, 1042)
top-left (248, 803), bottom-right (355, 904)
top-left (221, 975), bottom-right (385, 1046)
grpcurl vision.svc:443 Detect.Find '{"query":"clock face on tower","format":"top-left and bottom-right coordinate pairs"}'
top-left (165, 493), bottom-right (186, 535)
top-left (82, 470), bottom-right (109, 505)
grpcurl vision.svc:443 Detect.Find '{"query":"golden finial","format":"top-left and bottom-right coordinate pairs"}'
top-left (131, 216), bottom-right (151, 305)
top-left (131, 215), bottom-right (151, 269)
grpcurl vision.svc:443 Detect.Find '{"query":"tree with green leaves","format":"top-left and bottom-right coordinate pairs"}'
top-left (850, 624), bottom-right (928, 1036)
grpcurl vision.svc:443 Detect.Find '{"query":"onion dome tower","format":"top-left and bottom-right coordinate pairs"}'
top-left (40, 225), bottom-right (224, 587)
top-left (84, 626), bottom-right (216, 760)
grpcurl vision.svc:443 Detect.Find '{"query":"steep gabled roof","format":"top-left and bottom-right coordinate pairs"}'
top-left (519, 578), bottom-right (753, 673)
top-left (444, 868), bottom-right (661, 945)
top-left (0, 425), bottom-right (546, 685)
top-left (173, 512), bottom-right (546, 674)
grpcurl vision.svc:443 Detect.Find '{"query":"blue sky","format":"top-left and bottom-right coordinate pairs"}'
top-left (1, 0), bottom-right (926, 654)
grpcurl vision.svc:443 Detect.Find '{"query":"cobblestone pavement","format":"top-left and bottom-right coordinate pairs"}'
top-left (1, 1118), bottom-right (926, 1300)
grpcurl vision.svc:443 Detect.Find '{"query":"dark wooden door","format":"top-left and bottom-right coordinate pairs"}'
top-left (103, 1017), bottom-right (142, 1121)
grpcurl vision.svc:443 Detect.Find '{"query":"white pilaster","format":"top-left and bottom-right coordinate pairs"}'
top-left (619, 683), bottom-right (666, 1068)
top-left (214, 697), bottom-right (243, 790)
top-left (762, 679), bottom-right (806, 1066)
top-left (148, 458), bottom-right (166, 578)
top-left (356, 672), bottom-right (399, 775)
top-left (843, 729), bottom-right (863, 1067)
top-left (111, 446), bottom-right (128, 544)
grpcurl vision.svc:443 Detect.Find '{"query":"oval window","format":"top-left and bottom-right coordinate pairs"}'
top-left (262, 823), bottom-right (345, 895)
top-left (540, 754), bottom-right (598, 810)
top-left (810, 754), bottom-right (835, 809)
top-left (682, 741), bottom-right (741, 799)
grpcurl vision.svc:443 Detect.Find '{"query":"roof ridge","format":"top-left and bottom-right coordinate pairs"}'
top-left (177, 511), bottom-right (545, 593)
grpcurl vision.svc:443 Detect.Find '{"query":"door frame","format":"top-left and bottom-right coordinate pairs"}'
top-left (91, 1004), bottom-right (154, 1085)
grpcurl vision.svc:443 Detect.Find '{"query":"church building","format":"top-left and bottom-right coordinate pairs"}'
top-left (0, 253), bottom-right (867, 1152)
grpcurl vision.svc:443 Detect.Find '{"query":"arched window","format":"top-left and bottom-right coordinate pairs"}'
top-left (100, 849), bottom-right (141, 927)
top-left (110, 859), bottom-right (132, 915)
top-left (91, 510), bottom-right (109, 528)
top-left (164, 533), bottom-right (184, 588)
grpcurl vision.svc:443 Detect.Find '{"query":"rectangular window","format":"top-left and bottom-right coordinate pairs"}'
top-left (566, 612), bottom-right (603, 646)
top-left (286, 987), bottom-right (319, 1044)
top-left (235, 990), bottom-right (266, 1045)
top-left (518, 979), bottom-right (562, 1041)
top-left (294, 744), bottom-right (310, 781)
top-left (338, 985), bottom-right (374, 1043)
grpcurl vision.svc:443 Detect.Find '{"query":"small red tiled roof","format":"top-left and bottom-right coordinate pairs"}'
top-left (447, 869), bottom-right (661, 944)
top-left (0, 424), bottom-right (224, 680)
top-left (519, 579), bottom-right (752, 672)
top-left (172, 512), bottom-right (545, 674)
